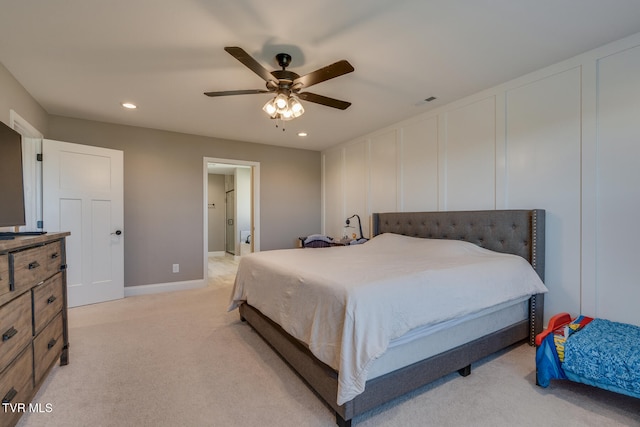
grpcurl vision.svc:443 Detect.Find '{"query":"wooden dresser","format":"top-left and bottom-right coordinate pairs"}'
top-left (0, 233), bottom-right (69, 427)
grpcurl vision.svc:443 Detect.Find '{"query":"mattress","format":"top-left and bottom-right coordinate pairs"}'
top-left (368, 296), bottom-right (530, 379)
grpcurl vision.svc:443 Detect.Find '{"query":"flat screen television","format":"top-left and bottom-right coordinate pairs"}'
top-left (0, 121), bottom-right (26, 228)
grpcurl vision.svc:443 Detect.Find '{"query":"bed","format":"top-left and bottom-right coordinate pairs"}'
top-left (229, 209), bottom-right (547, 426)
top-left (536, 312), bottom-right (640, 399)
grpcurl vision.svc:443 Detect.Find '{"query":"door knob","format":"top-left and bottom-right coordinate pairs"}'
top-left (111, 230), bottom-right (122, 236)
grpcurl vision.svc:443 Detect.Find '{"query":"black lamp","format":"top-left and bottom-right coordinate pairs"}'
top-left (345, 214), bottom-right (364, 240)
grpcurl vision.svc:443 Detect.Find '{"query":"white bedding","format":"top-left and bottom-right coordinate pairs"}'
top-left (228, 233), bottom-right (548, 405)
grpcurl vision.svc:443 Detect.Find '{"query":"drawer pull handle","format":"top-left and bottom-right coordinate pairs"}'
top-left (28, 261), bottom-right (40, 270)
top-left (51, 252), bottom-right (59, 259)
top-left (47, 295), bottom-right (57, 304)
top-left (2, 327), bottom-right (17, 342)
top-left (47, 338), bottom-right (57, 349)
top-left (2, 387), bottom-right (17, 404)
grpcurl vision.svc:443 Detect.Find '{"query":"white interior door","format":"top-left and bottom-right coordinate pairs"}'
top-left (43, 139), bottom-right (124, 307)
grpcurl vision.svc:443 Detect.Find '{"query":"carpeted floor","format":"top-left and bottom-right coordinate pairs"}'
top-left (16, 256), bottom-right (640, 427)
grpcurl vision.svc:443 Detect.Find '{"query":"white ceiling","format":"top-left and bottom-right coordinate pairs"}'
top-left (2, 1), bottom-right (640, 151)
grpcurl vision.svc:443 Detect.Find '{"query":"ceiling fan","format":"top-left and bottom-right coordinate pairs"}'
top-left (204, 47), bottom-right (354, 120)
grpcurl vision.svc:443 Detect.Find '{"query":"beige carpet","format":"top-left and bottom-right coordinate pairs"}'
top-left (17, 257), bottom-right (640, 427)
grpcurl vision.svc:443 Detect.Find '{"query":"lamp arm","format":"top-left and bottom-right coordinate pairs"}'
top-left (346, 214), bottom-right (364, 239)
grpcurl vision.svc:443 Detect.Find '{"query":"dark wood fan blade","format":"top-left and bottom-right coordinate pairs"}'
top-left (293, 60), bottom-right (354, 89)
top-left (297, 92), bottom-right (351, 110)
top-left (204, 89), bottom-right (271, 97)
top-left (224, 47), bottom-right (277, 84)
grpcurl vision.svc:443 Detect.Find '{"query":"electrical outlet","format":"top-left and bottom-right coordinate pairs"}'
top-left (172, 264), bottom-right (179, 273)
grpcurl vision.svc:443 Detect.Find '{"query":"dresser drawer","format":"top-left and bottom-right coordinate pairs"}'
top-left (0, 255), bottom-right (8, 299)
top-left (0, 292), bottom-right (32, 374)
top-left (33, 313), bottom-right (63, 385)
top-left (0, 346), bottom-right (34, 427)
top-left (32, 273), bottom-right (64, 335)
top-left (11, 241), bottom-right (63, 293)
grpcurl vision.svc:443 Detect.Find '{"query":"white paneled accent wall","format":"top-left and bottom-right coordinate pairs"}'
top-left (322, 32), bottom-right (640, 327)
top-left (504, 67), bottom-right (582, 325)
top-left (400, 117), bottom-right (438, 212)
top-left (322, 148), bottom-right (344, 237)
top-left (344, 141), bottom-right (368, 238)
top-left (443, 96), bottom-right (496, 210)
top-left (594, 44), bottom-right (640, 326)
top-left (370, 130), bottom-right (399, 214)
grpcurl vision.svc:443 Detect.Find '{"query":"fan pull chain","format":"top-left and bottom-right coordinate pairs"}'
top-left (274, 118), bottom-right (286, 131)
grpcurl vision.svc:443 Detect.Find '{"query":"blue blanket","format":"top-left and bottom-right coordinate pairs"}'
top-left (536, 332), bottom-right (566, 387)
top-left (537, 318), bottom-right (640, 399)
top-left (563, 318), bottom-right (640, 397)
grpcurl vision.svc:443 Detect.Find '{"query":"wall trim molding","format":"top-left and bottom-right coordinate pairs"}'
top-left (124, 279), bottom-right (205, 297)
top-left (10, 109), bottom-right (43, 138)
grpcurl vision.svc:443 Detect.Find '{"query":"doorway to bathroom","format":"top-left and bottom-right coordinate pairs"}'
top-left (203, 157), bottom-right (260, 286)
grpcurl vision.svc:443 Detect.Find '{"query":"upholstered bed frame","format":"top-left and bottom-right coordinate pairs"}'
top-left (238, 209), bottom-right (545, 426)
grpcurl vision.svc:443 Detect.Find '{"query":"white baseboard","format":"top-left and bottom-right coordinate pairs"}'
top-left (208, 251), bottom-right (226, 257)
top-left (124, 279), bottom-right (206, 297)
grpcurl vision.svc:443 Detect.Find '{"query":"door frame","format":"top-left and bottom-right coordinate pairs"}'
top-left (9, 109), bottom-right (43, 232)
top-left (225, 188), bottom-right (235, 254)
top-left (203, 157), bottom-right (260, 279)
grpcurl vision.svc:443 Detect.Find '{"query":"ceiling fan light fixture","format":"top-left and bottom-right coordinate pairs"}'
top-left (262, 93), bottom-right (305, 121)
top-left (289, 96), bottom-right (305, 118)
top-left (206, 47), bottom-right (354, 126)
top-left (281, 109), bottom-right (294, 120)
top-left (262, 99), bottom-right (278, 117)
top-left (274, 93), bottom-right (289, 110)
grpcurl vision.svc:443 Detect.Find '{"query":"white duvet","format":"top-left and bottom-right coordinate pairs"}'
top-left (228, 233), bottom-right (548, 405)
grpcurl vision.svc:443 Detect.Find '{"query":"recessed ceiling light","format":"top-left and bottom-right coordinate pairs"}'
top-left (121, 102), bottom-right (137, 109)
top-left (298, 132), bottom-right (308, 137)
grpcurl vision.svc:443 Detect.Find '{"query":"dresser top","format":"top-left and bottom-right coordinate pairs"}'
top-left (0, 232), bottom-right (70, 252)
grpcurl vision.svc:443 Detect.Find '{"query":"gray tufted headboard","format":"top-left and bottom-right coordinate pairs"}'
top-left (372, 209), bottom-right (546, 343)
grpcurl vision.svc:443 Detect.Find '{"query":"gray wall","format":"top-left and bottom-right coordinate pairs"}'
top-left (47, 115), bottom-right (321, 287)
top-left (0, 63), bottom-right (48, 133)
